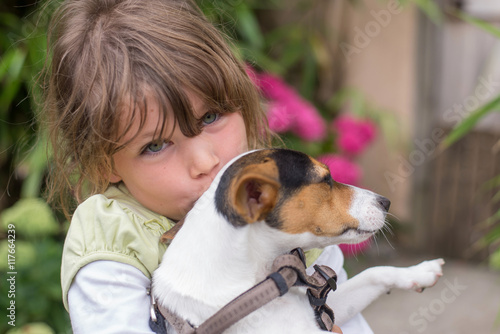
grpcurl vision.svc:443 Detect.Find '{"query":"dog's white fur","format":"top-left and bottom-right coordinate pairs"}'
top-left (153, 151), bottom-right (444, 333)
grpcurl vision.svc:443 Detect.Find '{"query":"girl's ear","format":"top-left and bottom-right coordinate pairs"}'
top-left (109, 172), bottom-right (122, 183)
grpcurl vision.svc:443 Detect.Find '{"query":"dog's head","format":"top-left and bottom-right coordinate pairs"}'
top-left (214, 149), bottom-right (390, 245)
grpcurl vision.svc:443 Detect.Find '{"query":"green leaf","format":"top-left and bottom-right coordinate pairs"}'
top-left (483, 174), bottom-right (500, 190)
top-left (0, 198), bottom-right (59, 238)
top-left (453, 10), bottom-right (500, 39)
top-left (6, 322), bottom-right (55, 334)
top-left (481, 176), bottom-right (500, 203)
top-left (279, 41), bottom-right (306, 70)
top-left (0, 240), bottom-right (37, 270)
top-left (20, 135), bottom-right (50, 198)
top-left (440, 95), bottom-right (500, 149)
top-left (490, 247), bottom-right (500, 271)
top-left (234, 3), bottom-right (264, 50)
top-left (483, 223), bottom-right (500, 245)
top-left (310, 33), bottom-right (331, 74)
top-left (264, 24), bottom-right (301, 46)
top-left (412, 0), bottom-right (442, 24)
top-left (239, 44), bottom-right (284, 74)
top-left (0, 13), bottom-right (22, 31)
top-left (300, 49), bottom-right (317, 100)
top-left (0, 47), bottom-right (28, 111)
top-left (0, 47), bottom-right (26, 80)
top-left (481, 209), bottom-right (500, 229)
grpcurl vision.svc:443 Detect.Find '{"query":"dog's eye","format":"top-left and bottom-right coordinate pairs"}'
top-left (323, 174), bottom-right (334, 188)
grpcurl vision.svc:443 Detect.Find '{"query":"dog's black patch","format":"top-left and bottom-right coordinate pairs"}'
top-left (215, 149), bottom-right (317, 228)
top-left (269, 149), bottom-right (317, 191)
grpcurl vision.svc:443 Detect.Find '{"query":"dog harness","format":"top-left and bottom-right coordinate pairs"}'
top-left (149, 248), bottom-right (337, 333)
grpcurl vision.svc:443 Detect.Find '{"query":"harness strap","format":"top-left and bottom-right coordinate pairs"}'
top-left (308, 265), bottom-right (337, 330)
top-left (156, 270), bottom-right (296, 334)
top-left (267, 272), bottom-right (290, 296)
top-left (157, 304), bottom-right (196, 334)
top-left (153, 248), bottom-right (336, 334)
top-left (271, 252), bottom-right (337, 331)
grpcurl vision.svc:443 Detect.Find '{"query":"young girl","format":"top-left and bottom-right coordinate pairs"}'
top-left (44, 0), bottom-right (365, 333)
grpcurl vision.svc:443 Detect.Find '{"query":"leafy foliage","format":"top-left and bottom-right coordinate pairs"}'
top-left (0, 200), bottom-right (70, 333)
top-left (0, 2), bottom-right (70, 332)
top-left (441, 10), bottom-right (500, 269)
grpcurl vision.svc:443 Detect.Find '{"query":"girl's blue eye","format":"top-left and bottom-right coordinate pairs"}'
top-left (144, 141), bottom-right (169, 154)
top-left (202, 112), bottom-right (219, 125)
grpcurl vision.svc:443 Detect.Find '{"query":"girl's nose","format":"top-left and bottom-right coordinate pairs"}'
top-left (185, 137), bottom-right (220, 179)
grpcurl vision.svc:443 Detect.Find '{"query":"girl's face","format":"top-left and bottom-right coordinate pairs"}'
top-left (110, 91), bottom-right (248, 221)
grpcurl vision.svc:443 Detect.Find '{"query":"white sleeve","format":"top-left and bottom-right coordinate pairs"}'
top-left (307, 245), bottom-right (374, 334)
top-left (67, 260), bottom-right (155, 334)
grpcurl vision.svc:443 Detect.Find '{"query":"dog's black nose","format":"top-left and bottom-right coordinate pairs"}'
top-left (377, 196), bottom-right (391, 212)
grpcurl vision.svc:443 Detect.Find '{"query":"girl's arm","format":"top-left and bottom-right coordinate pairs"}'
top-left (68, 260), bottom-right (155, 334)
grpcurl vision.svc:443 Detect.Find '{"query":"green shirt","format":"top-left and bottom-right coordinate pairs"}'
top-left (60, 184), bottom-right (174, 310)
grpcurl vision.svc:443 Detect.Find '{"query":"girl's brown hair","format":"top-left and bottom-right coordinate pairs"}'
top-left (43, 0), bottom-right (272, 217)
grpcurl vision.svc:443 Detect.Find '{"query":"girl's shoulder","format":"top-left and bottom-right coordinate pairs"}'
top-left (70, 184), bottom-right (174, 249)
top-left (78, 183), bottom-right (174, 229)
top-left (61, 184), bottom-right (175, 309)
top-left (67, 183), bottom-right (174, 262)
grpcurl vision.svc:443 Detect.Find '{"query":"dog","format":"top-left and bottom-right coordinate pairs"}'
top-left (152, 149), bottom-right (444, 333)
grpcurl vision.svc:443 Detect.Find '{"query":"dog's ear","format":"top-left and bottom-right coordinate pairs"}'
top-left (160, 218), bottom-right (185, 244)
top-left (232, 168), bottom-right (279, 223)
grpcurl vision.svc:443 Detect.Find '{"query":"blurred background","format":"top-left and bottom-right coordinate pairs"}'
top-left (1, 0), bottom-right (500, 333)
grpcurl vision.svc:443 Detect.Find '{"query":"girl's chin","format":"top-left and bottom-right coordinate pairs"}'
top-left (171, 203), bottom-right (196, 221)
top-left (161, 197), bottom-right (199, 221)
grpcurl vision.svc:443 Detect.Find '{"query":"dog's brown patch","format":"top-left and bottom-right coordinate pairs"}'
top-left (279, 183), bottom-right (357, 236)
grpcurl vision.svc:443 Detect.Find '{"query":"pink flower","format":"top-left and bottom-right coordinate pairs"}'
top-left (339, 238), bottom-right (372, 257)
top-left (247, 69), bottom-right (326, 141)
top-left (333, 115), bottom-right (377, 155)
top-left (267, 101), bottom-right (294, 133)
top-left (317, 154), bottom-right (361, 186)
top-left (289, 99), bottom-right (327, 141)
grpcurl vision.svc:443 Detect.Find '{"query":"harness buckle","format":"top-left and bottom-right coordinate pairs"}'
top-left (147, 287), bottom-right (158, 323)
top-left (313, 264), bottom-right (337, 291)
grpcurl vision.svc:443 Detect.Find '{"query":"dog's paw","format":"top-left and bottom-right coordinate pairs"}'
top-left (396, 258), bottom-right (445, 292)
